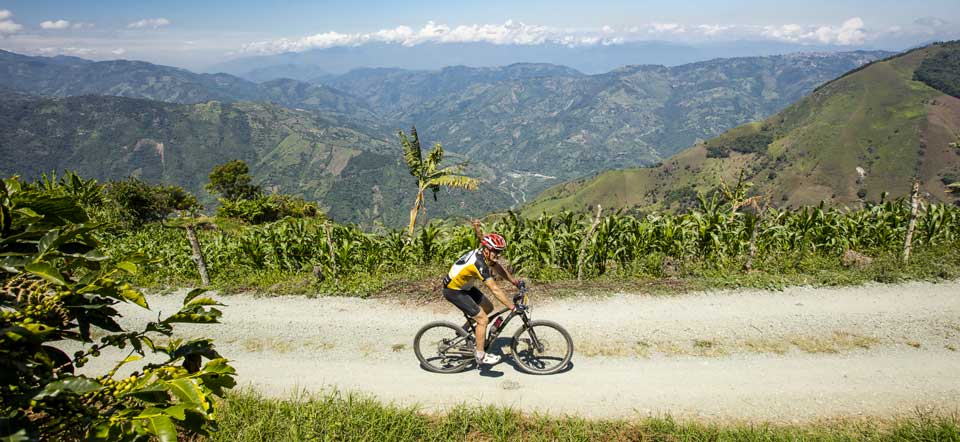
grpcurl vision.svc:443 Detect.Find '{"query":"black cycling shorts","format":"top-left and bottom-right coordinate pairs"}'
top-left (443, 286), bottom-right (488, 317)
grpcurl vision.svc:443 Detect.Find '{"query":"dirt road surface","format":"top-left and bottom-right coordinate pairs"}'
top-left (74, 281), bottom-right (960, 422)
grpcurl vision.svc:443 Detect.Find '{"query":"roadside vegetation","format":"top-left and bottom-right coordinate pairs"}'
top-left (197, 390), bottom-right (960, 442)
top-left (3, 167), bottom-right (959, 440)
top-left (0, 174), bottom-right (235, 441)
top-left (96, 175), bottom-right (960, 297)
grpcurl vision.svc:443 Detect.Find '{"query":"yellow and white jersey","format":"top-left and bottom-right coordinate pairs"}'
top-left (444, 249), bottom-right (492, 290)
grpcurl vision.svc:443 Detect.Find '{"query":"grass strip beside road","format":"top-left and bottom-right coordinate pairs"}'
top-left (195, 390), bottom-right (960, 442)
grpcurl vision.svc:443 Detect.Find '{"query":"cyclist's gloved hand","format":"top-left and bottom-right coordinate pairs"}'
top-left (517, 280), bottom-right (526, 290)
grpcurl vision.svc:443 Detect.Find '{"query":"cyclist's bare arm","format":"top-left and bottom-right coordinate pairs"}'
top-left (484, 278), bottom-right (515, 310)
top-left (471, 219), bottom-right (484, 241)
top-left (490, 259), bottom-right (520, 288)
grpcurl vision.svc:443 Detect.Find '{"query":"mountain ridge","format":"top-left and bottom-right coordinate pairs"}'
top-left (523, 41), bottom-right (960, 215)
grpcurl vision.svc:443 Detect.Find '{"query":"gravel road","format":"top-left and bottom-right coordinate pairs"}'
top-left (74, 281), bottom-right (960, 422)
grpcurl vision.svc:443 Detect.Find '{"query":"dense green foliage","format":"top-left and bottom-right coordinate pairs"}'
top-left (217, 194), bottom-right (322, 224)
top-left (203, 390), bottom-right (960, 442)
top-left (102, 182), bottom-right (960, 294)
top-left (206, 160), bottom-right (261, 202)
top-left (706, 131), bottom-right (775, 158)
top-left (914, 41), bottom-right (960, 98)
top-left (104, 178), bottom-right (201, 227)
top-left (0, 176), bottom-right (235, 441)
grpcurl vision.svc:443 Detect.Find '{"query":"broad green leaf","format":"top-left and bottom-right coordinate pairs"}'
top-left (182, 288), bottom-right (206, 305)
top-left (38, 230), bottom-right (59, 254)
top-left (143, 413), bottom-right (178, 442)
top-left (116, 354), bottom-right (143, 369)
top-left (120, 285), bottom-right (149, 309)
top-left (201, 358), bottom-right (237, 375)
top-left (164, 404), bottom-right (189, 421)
top-left (0, 429), bottom-right (29, 442)
top-left (34, 375), bottom-right (103, 399)
top-left (116, 261), bottom-right (139, 275)
top-left (13, 207), bottom-right (39, 218)
top-left (24, 262), bottom-right (68, 286)
top-left (165, 378), bottom-right (206, 412)
top-left (83, 249), bottom-right (109, 261)
top-left (17, 322), bottom-right (55, 337)
top-left (186, 297), bottom-right (222, 307)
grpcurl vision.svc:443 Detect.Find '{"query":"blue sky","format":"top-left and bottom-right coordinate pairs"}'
top-left (0, 0), bottom-right (957, 69)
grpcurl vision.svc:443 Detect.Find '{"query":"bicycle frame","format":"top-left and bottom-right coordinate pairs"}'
top-left (461, 290), bottom-right (540, 353)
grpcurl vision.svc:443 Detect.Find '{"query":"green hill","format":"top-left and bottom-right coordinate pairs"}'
top-left (0, 50), bottom-right (375, 120)
top-left (0, 93), bottom-right (514, 225)
top-left (525, 42), bottom-right (960, 214)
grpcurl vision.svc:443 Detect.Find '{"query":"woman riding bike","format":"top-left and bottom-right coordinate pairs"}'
top-left (442, 227), bottom-right (523, 366)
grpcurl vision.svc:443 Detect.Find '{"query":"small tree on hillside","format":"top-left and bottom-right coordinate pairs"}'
top-left (104, 178), bottom-right (201, 227)
top-left (399, 126), bottom-right (480, 237)
top-left (206, 160), bottom-right (260, 201)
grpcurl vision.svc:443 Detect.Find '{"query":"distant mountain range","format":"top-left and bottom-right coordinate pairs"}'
top-left (0, 47), bottom-right (898, 225)
top-left (212, 40), bottom-right (889, 77)
top-left (0, 49), bottom-right (377, 124)
top-left (524, 42), bottom-right (960, 214)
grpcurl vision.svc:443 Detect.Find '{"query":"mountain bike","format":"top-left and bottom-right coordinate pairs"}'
top-left (413, 286), bottom-right (573, 375)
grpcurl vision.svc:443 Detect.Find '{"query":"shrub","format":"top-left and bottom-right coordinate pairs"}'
top-left (217, 194), bottom-right (322, 224)
top-left (206, 160), bottom-right (260, 201)
top-left (0, 176), bottom-right (234, 441)
top-left (104, 178), bottom-right (201, 226)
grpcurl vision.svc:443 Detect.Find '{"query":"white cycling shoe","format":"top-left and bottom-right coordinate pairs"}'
top-left (476, 352), bottom-right (501, 365)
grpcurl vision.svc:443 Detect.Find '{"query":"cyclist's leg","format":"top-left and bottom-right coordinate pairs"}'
top-left (472, 287), bottom-right (494, 315)
top-left (443, 287), bottom-right (485, 350)
top-left (467, 288), bottom-right (498, 361)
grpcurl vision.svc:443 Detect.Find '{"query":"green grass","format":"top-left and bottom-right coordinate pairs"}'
top-left (195, 390), bottom-right (960, 442)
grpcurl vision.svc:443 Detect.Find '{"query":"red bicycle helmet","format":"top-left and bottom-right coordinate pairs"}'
top-left (480, 233), bottom-right (507, 252)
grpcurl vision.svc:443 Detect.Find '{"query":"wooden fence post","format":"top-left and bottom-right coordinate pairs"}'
top-left (902, 180), bottom-right (921, 263)
top-left (577, 205), bottom-right (603, 282)
top-left (185, 224), bottom-right (210, 286)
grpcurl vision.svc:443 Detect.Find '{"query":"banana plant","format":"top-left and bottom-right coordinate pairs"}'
top-left (399, 126), bottom-right (480, 238)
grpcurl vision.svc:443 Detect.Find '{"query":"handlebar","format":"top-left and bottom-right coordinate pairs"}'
top-left (512, 285), bottom-right (528, 311)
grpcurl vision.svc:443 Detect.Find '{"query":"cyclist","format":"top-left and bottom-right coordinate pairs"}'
top-left (442, 225), bottom-right (523, 366)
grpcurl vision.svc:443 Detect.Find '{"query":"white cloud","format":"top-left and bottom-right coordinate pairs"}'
top-left (36, 47), bottom-right (99, 57)
top-left (127, 18), bottom-right (171, 29)
top-left (650, 23), bottom-right (685, 34)
top-left (250, 19), bottom-right (874, 56)
top-left (111, 48), bottom-right (127, 55)
top-left (0, 9), bottom-right (24, 34)
top-left (242, 20), bottom-right (650, 54)
top-left (41, 20), bottom-right (71, 30)
top-left (762, 17), bottom-right (867, 45)
top-left (697, 24), bottom-right (733, 36)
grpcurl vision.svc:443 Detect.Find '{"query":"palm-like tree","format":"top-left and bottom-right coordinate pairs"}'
top-left (400, 127), bottom-right (480, 237)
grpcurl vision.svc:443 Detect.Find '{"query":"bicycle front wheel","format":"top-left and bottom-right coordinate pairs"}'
top-left (413, 321), bottom-right (475, 373)
top-left (511, 320), bottom-right (573, 375)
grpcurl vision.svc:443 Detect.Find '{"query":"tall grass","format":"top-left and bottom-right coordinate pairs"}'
top-left (197, 390), bottom-right (960, 442)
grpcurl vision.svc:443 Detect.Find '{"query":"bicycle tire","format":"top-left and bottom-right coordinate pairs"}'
top-left (510, 320), bottom-right (573, 375)
top-left (413, 321), bottom-right (475, 373)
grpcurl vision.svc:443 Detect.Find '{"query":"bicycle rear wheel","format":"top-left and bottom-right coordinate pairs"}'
top-left (413, 321), bottom-right (475, 373)
top-left (511, 320), bottom-right (573, 375)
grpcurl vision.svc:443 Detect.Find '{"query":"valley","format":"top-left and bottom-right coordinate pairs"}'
top-left (0, 48), bottom-right (891, 225)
